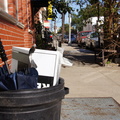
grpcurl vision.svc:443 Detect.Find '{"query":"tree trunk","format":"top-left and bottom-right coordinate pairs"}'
top-left (103, 0), bottom-right (117, 50)
top-left (62, 13), bottom-right (65, 43)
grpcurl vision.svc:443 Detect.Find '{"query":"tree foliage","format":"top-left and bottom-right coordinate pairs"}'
top-left (50, 0), bottom-right (120, 51)
top-left (49, 0), bottom-right (73, 19)
top-left (58, 24), bottom-right (69, 34)
top-left (71, 0), bottom-right (104, 31)
top-left (58, 24), bottom-right (77, 34)
top-left (72, 0), bottom-right (120, 49)
top-left (103, 0), bottom-right (120, 49)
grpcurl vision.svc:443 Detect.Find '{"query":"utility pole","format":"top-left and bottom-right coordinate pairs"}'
top-left (54, 19), bottom-right (57, 33)
top-left (50, 20), bottom-right (53, 32)
top-left (68, 13), bottom-right (71, 45)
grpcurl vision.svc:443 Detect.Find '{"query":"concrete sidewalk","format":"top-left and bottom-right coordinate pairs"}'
top-left (60, 43), bottom-right (120, 104)
top-left (61, 97), bottom-right (120, 120)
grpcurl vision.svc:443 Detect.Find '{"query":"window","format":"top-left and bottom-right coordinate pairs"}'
top-left (0, 0), bottom-right (8, 12)
top-left (80, 32), bottom-right (91, 36)
top-left (90, 33), bottom-right (98, 38)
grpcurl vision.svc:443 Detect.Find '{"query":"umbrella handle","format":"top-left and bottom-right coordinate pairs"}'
top-left (0, 39), bottom-right (11, 74)
top-left (4, 61), bottom-right (11, 74)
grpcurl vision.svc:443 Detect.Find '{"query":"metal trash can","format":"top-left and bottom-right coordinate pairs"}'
top-left (0, 78), bottom-right (68, 120)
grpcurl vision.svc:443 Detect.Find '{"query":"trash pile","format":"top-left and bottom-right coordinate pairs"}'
top-left (0, 40), bottom-right (38, 91)
top-left (0, 40), bottom-right (72, 91)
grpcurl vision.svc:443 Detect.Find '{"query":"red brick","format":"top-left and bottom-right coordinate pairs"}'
top-left (0, 0), bottom-right (33, 65)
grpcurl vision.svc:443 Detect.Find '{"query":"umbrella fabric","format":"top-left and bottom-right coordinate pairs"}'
top-left (17, 67), bottom-right (38, 90)
top-left (0, 66), bottom-right (17, 91)
top-left (0, 66), bottom-right (38, 91)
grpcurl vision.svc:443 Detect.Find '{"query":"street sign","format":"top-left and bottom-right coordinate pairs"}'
top-left (43, 20), bottom-right (50, 28)
top-left (48, 1), bottom-right (52, 20)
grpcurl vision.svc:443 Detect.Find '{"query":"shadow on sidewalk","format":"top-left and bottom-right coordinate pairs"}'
top-left (63, 44), bottom-right (98, 66)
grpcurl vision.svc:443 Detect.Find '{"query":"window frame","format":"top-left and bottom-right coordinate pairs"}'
top-left (0, 0), bottom-right (8, 13)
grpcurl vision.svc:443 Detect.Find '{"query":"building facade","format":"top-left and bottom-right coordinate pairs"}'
top-left (0, 0), bottom-right (48, 67)
top-left (0, 0), bottom-right (35, 67)
top-left (83, 16), bottom-right (104, 32)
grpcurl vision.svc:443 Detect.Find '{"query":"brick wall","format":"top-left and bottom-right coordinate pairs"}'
top-left (0, 0), bottom-right (34, 67)
top-left (8, 0), bottom-right (17, 18)
top-left (22, 0), bottom-right (34, 47)
top-left (0, 18), bottom-right (24, 67)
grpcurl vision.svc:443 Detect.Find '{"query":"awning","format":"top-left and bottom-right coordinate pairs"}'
top-left (31, 0), bottom-right (49, 7)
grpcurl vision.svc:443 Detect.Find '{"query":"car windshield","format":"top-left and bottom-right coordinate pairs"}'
top-left (90, 33), bottom-right (98, 38)
top-left (80, 32), bottom-right (91, 36)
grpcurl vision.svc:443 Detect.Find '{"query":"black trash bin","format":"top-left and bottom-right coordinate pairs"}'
top-left (0, 78), bottom-right (68, 120)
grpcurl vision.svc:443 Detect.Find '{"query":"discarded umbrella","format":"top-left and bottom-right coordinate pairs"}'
top-left (0, 40), bottom-right (38, 91)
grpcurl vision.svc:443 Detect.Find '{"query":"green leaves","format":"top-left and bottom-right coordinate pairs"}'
top-left (52, 0), bottom-right (73, 15)
top-left (88, 0), bottom-right (99, 5)
top-left (55, 2), bottom-right (66, 14)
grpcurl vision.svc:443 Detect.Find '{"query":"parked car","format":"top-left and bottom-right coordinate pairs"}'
top-left (71, 34), bottom-right (76, 43)
top-left (64, 34), bottom-right (76, 43)
top-left (63, 35), bottom-right (69, 43)
top-left (77, 31), bottom-right (91, 46)
top-left (85, 32), bottom-right (104, 48)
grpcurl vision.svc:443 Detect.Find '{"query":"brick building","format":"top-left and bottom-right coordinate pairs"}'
top-left (0, 0), bottom-right (48, 67)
